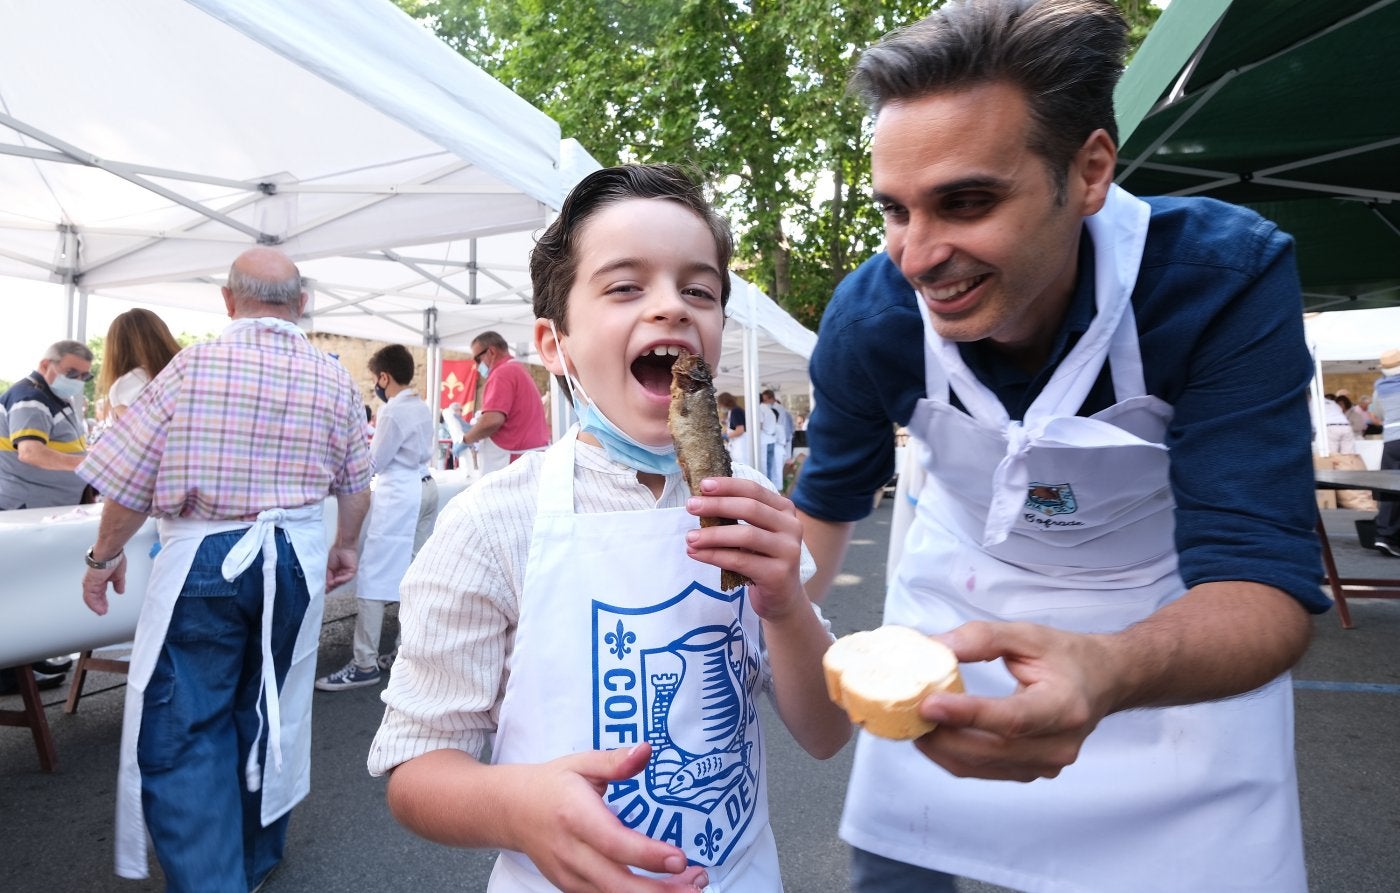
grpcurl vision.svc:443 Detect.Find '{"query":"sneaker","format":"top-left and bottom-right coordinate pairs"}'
top-left (1374, 537), bottom-right (1400, 558)
top-left (314, 662), bottom-right (381, 692)
top-left (376, 650), bottom-right (397, 672)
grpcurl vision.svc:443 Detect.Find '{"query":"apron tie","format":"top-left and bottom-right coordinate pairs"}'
top-left (985, 421), bottom-right (1038, 546)
top-left (221, 508), bottom-right (289, 792)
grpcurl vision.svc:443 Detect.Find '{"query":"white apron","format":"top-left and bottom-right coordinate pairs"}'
top-left (840, 186), bottom-right (1304, 893)
top-left (115, 504), bottom-right (328, 879)
top-left (487, 430), bottom-right (780, 892)
top-left (356, 467), bottom-right (423, 603)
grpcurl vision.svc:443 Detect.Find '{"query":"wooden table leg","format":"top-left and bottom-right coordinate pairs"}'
top-left (1316, 512), bottom-right (1354, 629)
top-left (0, 665), bottom-right (58, 771)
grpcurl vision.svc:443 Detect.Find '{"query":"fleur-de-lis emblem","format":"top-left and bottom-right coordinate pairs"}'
top-left (604, 619), bottom-right (636, 658)
top-left (694, 818), bottom-right (724, 860)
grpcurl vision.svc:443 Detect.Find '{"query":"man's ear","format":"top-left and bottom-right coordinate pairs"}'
top-left (222, 286), bottom-right (237, 319)
top-left (1073, 128), bottom-right (1118, 217)
top-left (535, 318), bottom-right (567, 376)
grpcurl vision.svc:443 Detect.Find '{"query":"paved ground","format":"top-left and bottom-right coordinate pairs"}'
top-left (3, 505), bottom-right (1399, 892)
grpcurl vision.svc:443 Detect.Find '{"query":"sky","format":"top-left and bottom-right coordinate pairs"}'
top-left (1, 278), bottom-right (227, 383)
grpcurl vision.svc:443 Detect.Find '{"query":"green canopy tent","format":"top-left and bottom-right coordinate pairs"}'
top-left (1114, 0), bottom-right (1400, 311)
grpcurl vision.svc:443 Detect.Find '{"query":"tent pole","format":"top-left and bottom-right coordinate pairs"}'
top-left (742, 282), bottom-right (762, 470)
top-left (1311, 344), bottom-right (1330, 458)
top-left (424, 307), bottom-right (442, 466)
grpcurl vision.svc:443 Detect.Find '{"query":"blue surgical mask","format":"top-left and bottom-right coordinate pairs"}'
top-left (49, 375), bottom-right (84, 400)
top-left (477, 361), bottom-right (491, 379)
top-left (550, 321), bottom-right (679, 476)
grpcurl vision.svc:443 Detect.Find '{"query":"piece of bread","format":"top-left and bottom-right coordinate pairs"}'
top-left (823, 625), bottom-right (963, 740)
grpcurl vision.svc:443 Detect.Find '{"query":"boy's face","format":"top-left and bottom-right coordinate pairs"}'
top-left (538, 197), bottom-right (726, 448)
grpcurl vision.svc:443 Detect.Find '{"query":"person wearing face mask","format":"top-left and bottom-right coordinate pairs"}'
top-left (370, 164), bottom-right (850, 893)
top-left (0, 339), bottom-right (94, 510)
top-left (0, 339), bottom-right (94, 692)
top-left (457, 330), bottom-right (550, 474)
top-left (317, 344), bottom-right (438, 690)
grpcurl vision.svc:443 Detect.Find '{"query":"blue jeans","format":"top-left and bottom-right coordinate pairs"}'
top-left (850, 847), bottom-right (958, 893)
top-left (138, 530), bottom-right (310, 893)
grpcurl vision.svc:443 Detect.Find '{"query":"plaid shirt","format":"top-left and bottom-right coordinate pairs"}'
top-left (79, 319), bottom-right (372, 520)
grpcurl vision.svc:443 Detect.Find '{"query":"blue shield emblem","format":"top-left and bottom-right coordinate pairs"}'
top-left (592, 583), bottom-right (761, 867)
top-left (1025, 481), bottom-right (1078, 516)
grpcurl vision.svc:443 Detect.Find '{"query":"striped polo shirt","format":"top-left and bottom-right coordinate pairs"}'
top-left (0, 373), bottom-right (88, 509)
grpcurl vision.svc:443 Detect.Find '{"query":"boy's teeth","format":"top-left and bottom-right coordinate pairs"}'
top-left (646, 345), bottom-right (682, 357)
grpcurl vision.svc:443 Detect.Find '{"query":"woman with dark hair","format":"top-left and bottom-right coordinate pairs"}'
top-left (98, 308), bottom-right (182, 421)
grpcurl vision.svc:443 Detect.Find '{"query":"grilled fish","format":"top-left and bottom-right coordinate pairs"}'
top-left (669, 350), bottom-right (749, 591)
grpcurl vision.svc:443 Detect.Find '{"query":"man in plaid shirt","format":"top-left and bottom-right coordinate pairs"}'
top-left (78, 247), bottom-right (372, 892)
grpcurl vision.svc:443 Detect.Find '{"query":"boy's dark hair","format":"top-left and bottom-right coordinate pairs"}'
top-left (369, 344), bottom-right (415, 386)
top-left (851, 0), bottom-right (1126, 202)
top-left (530, 163), bottom-right (734, 332)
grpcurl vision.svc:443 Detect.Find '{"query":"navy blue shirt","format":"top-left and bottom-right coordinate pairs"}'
top-left (791, 196), bottom-right (1327, 612)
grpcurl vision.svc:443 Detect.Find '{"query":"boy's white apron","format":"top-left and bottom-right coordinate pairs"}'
top-left (356, 466), bottom-right (423, 602)
top-left (114, 505), bottom-right (327, 879)
top-left (840, 186), bottom-right (1304, 892)
top-left (487, 430), bottom-right (780, 892)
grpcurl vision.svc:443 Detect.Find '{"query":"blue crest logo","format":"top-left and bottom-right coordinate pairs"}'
top-left (592, 583), bottom-right (761, 868)
top-left (1026, 481), bottom-right (1078, 516)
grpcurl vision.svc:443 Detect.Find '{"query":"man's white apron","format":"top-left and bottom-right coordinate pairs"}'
top-left (486, 430), bottom-right (780, 892)
top-left (357, 466), bottom-right (423, 603)
top-left (114, 504), bottom-right (328, 879)
top-left (840, 186), bottom-right (1304, 892)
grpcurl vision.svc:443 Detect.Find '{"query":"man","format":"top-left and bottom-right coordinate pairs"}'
top-left (458, 330), bottom-right (550, 473)
top-left (1370, 348), bottom-right (1400, 557)
top-left (789, 2), bottom-right (1326, 891)
top-left (0, 339), bottom-right (95, 689)
top-left (0, 339), bottom-right (93, 510)
top-left (317, 343), bottom-right (437, 690)
top-left (759, 389), bottom-right (794, 490)
top-left (78, 247), bottom-right (372, 891)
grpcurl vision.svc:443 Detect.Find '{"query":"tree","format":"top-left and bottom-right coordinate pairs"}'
top-left (397, 0), bottom-right (1160, 328)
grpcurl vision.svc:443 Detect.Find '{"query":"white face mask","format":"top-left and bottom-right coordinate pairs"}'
top-left (49, 375), bottom-right (85, 400)
top-left (549, 320), bottom-right (679, 475)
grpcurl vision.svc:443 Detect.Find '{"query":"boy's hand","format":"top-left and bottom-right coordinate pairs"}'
top-left (513, 743), bottom-right (709, 892)
top-left (684, 476), bottom-right (807, 620)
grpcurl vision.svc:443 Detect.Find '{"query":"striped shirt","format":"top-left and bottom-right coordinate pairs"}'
top-left (0, 373), bottom-right (88, 509)
top-left (368, 440), bottom-right (822, 776)
top-left (79, 319), bottom-right (372, 520)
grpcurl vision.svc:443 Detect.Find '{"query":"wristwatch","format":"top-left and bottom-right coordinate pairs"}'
top-left (84, 546), bottom-right (125, 570)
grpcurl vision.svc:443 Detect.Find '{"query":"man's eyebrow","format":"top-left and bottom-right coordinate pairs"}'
top-left (873, 176), bottom-right (1010, 205)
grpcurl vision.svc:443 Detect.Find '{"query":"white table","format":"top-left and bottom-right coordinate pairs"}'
top-left (0, 468), bottom-right (477, 668)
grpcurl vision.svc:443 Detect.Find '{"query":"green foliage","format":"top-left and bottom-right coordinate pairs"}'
top-left (398, 0), bottom-right (1160, 328)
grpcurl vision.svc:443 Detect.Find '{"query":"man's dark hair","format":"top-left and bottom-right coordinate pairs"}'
top-left (530, 163), bottom-right (734, 332)
top-left (369, 344), bottom-right (415, 386)
top-left (851, 0), bottom-right (1127, 200)
top-left (473, 330), bottom-right (509, 353)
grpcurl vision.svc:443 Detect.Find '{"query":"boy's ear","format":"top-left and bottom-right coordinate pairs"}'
top-left (535, 317), bottom-right (567, 376)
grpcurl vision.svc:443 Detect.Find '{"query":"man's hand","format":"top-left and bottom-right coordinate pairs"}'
top-left (82, 558), bottom-right (128, 616)
top-left (325, 546), bottom-right (359, 590)
top-left (911, 621), bottom-right (1117, 782)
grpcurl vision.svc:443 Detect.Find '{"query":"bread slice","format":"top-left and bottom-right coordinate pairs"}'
top-left (823, 625), bottom-right (963, 740)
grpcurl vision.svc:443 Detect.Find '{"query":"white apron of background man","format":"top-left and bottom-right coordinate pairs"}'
top-left (486, 430), bottom-right (780, 892)
top-left (841, 186), bottom-right (1304, 892)
top-left (113, 505), bottom-right (327, 878)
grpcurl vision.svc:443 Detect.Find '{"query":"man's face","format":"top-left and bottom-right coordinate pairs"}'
top-left (40, 353), bottom-right (93, 386)
top-left (872, 81), bottom-right (1112, 365)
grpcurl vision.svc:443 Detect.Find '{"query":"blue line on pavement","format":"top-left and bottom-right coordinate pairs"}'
top-left (1294, 680), bottom-right (1400, 695)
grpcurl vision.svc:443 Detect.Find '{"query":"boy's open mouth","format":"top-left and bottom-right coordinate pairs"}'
top-left (632, 345), bottom-right (685, 396)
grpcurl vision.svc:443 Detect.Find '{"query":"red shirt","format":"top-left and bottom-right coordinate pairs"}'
top-left (480, 360), bottom-right (549, 454)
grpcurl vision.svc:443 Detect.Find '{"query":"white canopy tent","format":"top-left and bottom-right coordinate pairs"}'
top-left (0, 0), bottom-right (815, 448)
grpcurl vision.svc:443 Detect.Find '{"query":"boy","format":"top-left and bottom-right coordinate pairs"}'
top-left (370, 165), bottom-right (850, 892)
top-left (317, 344), bottom-right (437, 690)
